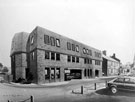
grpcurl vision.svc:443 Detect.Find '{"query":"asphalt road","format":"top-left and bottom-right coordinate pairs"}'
top-left (1, 76), bottom-right (135, 102)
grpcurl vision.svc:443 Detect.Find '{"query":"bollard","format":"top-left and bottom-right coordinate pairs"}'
top-left (106, 81), bottom-right (108, 87)
top-left (94, 83), bottom-right (96, 90)
top-left (81, 86), bottom-right (83, 94)
top-left (30, 96), bottom-right (34, 102)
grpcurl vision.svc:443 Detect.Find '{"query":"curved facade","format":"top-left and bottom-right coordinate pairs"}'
top-left (10, 32), bottom-right (29, 81)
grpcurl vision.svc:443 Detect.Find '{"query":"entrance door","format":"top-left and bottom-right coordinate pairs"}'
top-left (95, 70), bottom-right (99, 77)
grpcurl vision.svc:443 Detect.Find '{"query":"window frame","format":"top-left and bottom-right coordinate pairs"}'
top-left (56, 39), bottom-right (60, 47)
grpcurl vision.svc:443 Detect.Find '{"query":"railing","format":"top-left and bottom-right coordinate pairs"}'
top-left (7, 96), bottom-right (34, 102)
top-left (72, 81), bottom-right (108, 94)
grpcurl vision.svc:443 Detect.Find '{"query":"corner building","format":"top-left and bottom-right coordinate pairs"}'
top-left (10, 32), bottom-right (29, 81)
top-left (26, 26), bottom-right (102, 84)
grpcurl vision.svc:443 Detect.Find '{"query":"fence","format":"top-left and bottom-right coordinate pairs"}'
top-left (7, 96), bottom-right (34, 102)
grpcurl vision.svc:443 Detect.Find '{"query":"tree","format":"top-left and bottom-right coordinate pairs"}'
top-left (2, 66), bottom-right (9, 73)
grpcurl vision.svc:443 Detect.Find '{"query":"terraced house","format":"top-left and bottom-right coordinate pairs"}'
top-left (11, 26), bottom-right (102, 84)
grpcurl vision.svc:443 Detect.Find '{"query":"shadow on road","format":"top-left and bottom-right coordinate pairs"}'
top-left (95, 88), bottom-right (135, 97)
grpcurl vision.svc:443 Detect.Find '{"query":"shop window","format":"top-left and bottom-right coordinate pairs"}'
top-left (51, 52), bottom-right (55, 60)
top-left (44, 35), bottom-right (50, 45)
top-left (45, 51), bottom-right (50, 59)
top-left (76, 45), bottom-right (79, 52)
top-left (56, 39), bottom-right (60, 47)
top-left (56, 68), bottom-right (60, 79)
top-left (67, 55), bottom-right (71, 62)
top-left (72, 44), bottom-right (75, 51)
top-left (67, 42), bottom-right (71, 50)
top-left (56, 53), bottom-right (60, 61)
top-left (72, 56), bottom-right (75, 62)
top-left (51, 68), bottom-right (55, 79)
top-left (45, 67), bottom-right (50, 80)
top-left (76, 57), bottom-right (79, 63)
top-left (50, 37), bottom-right (55, 46)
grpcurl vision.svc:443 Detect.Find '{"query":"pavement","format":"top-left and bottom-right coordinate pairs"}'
top-left (2, 75), bottom-right (117, 88)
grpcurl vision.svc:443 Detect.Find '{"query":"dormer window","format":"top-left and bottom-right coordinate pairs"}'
top-left (56, 39), bottom-right (60, 47)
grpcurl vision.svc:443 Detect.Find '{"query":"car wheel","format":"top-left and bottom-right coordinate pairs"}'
top-left (111, 87), bottom-right (117, 94)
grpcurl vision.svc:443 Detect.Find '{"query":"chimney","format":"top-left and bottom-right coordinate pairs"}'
top-left (113, 53), bottom-right (116, 58)
top-left (102, 50), bottom-right (107, 56)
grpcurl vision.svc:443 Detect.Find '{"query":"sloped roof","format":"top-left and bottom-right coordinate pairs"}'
top-left (10, 32), bottom-right (29, 55)
top-left (102, 54), bottom-right (119, 62)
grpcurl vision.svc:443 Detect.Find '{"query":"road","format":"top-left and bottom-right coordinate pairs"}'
top-left (1, 76), bottom-right (135, 102)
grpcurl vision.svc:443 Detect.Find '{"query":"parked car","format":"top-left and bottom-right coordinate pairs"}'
top-left (107, 76), bottom-right (135, 94)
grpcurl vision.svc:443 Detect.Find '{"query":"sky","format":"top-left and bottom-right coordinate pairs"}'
top-left (0, 0), bottom-right (135, 67)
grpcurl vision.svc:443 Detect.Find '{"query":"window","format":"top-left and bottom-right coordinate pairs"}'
top-left (84, 58), bottom-right (86, 64)
top-left (31, 51), bottom-right (34, 60)
top-left (86, 49), bottom-right (89, 55)
top-left (83, 48), bottom-right (86, 54)
top-left (51, 68), bottom-right (55, 79)
top-left (45, 67), bottom-right (50, 79)
top-left (114, 78), bottom-right (124, 83)
top-left (45, 51), bottom-right (50, 59)
top-left (89, 50), bottom-right (92, 56)
top-left (125, 78), bottom-right (130, 83)
top-left (72, 44), bottom-right (75, 51)
top-left (50, 37), bottom-right (55, 46)
top-left (56, 68), bottom-right (60, 79)
top-left (72, 56), bottom-right (75, 62)
top-left (67, 42), bottom-right (71, 50)
top-left (31, 36), bottom-right (34, 44)
top-left (56, 39), bottom-right (60, 47)
top-left (56, 53), bottom-right (60, 61)
top-left (76, 57), bottom-right (79, 63)
top-left (51, 52), bottom-right (55, 60)
top-left (67, 55), bottom-right (71, 62)
top-left (95, 60), bottom-right (100, 65)
top-left (76, 45), bottom-right (79, 52)
top-left (44, 35), bottom-right (50, 45)
top-left (89, 59), bottom-right (92, 64)
top-left (84, 69), bottom-right (87, 77)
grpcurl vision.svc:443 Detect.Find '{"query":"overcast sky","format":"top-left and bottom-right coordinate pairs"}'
top-left (0, 0), bottom-right (135, 67)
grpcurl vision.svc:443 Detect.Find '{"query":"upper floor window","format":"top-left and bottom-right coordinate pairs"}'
top-left (44, 35), bottom-right (50, 45)
top-left (51, 52), bottom-right (55, 60)
top-left (86, 49), bottom-right (89, 55)
top-left (76, 57), bottom-right (79, 63)
top-left (56, 53), bottom-right (60, 61)
top-left (83, 48), bottom-right (86, 54)
top-left (45, 51), bottom-right (50, 59)
top-left (31, 51), bottom-right (35, 60)
top-left (76, 45), bottom-right (79, 52)
top-left (31, 36), bottom-right (34, 44)
top-left (56, 39), bottom-right (60, 47)
top-left (72, 56), bottom-right (75, 62)
top-left (95, 60), bottom-right (100, 65)
top-left (72, 44), bottom-right (75, 51)
top-left (50, 37), bottom-right (55, 46)
top-left (67, 42), bottom-right (71, 50)
top-left (67, 55), bottom-right (71, 62)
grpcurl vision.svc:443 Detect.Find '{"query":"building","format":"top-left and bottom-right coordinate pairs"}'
top-left (102, 51), bottom-right (120, 76)
top-left (11, 26), bottom-right (102, 84)
top-left (10, 32), bottom-right (29, 81)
